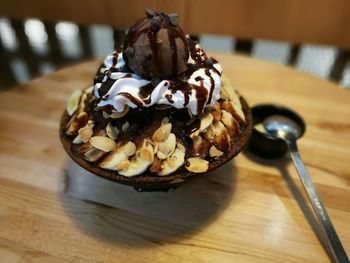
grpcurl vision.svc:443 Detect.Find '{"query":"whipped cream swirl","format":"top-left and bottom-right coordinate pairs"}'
top-left (94, 42), bottom-right (222, 115)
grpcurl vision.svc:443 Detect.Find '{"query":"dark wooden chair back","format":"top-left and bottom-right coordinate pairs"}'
top-left (1, 0), bottom-right (350, 88)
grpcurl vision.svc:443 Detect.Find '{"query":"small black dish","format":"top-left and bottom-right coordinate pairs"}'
top-left (248, 104), bottom-right (306, 159)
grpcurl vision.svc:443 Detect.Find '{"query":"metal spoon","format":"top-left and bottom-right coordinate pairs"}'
top-left (263, 115), bottom-right (349, 263)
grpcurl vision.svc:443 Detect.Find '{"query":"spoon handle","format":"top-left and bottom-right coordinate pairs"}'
top-left (286, 140), bottom-right (349, 263)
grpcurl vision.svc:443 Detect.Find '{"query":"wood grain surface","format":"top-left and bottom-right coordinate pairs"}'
top-left (0, 53), bottom-right (349, 263)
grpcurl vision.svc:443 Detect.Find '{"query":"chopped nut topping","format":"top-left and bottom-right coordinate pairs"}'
top-left (106, 122), bottom-right (119, 140)
top-left (66, 119), bottom-right (80, 135)
top-left (158, 146), bottom-right (185, 176)
top-left (176, 142), bottom-right (186, 152)
top-left (204, 121), bottom-right (231, 152)
top-left (99, 149), bottom-right (128, 170)
top-left (65, 111), bottom-right (88, 135)
top-left (66, 90), bottom-right (82, 116)
top-left (199, 112), bottom-right (213, 133)
top-left (78, 126), bottom-right (93, 143)
top-left (65, 72), bottom-right (247, 178)
top-left (84, 148), bottom-right (105, 162)
top-left (221, 110), bottom-right (234, 127)
top-left (111, 107), bottom-right (130, 118)
top-left (209, 145), bottom-right (223, 158)
top-left (140, 147), bottom-right (153, 162)
top-left (152, 122), bottom-right (172, 142)
top-left (103, 106), bottom-right (129, 119)
top-left (118, 140), bottom-right (154, 177)
top-left (90, 136), bottom-right (116, 152)
top-left (212, 102), bottom-right (221, 121)
top-left (221, 110), bottom-right (238, 137)
top-left (185, 157), bottom-right (209, 173)
top-left (157, 133), bottom-right (176, 159)
top-left (124, 141), bottom-right (136, 156)
top-left (122, 121), bottom-right (130, 132)
top-left (117, 160), bottom-right (130, 171)
top-left (79, 142), bottom-right (93, 154)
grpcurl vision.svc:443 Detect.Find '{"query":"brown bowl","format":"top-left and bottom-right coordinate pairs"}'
top-left (60, 97), bottom-right (253, 191)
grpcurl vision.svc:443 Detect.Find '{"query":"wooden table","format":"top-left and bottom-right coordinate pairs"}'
top-left (0, 53), bottom-right (349, 263)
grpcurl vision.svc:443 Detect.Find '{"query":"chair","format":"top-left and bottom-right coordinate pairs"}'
top-left (1, 0), bottom-right (350, 89)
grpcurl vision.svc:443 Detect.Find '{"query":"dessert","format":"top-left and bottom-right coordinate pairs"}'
top-left (60, 10), bottom-right (252, 189)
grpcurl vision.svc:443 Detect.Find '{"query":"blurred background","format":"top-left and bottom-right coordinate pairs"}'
top-left (1, 0), bottom-right (350, 90)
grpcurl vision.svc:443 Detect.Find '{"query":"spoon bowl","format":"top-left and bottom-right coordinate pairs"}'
top-left (263, 114), bottom-right (302, 142)
top-left (248, 104), bottom-right (305, 159)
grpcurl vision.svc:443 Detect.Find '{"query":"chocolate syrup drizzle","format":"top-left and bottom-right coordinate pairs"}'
top-left (118, 92), bottom-right (143, 107)
top-left (98, 78), bottom-right (115, 97)
top-left (98, 15), bottom-right (221, 116)
top-left (193, 82), bottom-right (208, 114)
top-left (165, 94), bottom-right (174, 103)
top-left (139, 83), bottom-right (154, 104)
top-left (112, 52), bottom-right (119, 68)
top-left (97, 42), bottom-right (220, 115)
top-left (205, 68), bottom-right (215, 105)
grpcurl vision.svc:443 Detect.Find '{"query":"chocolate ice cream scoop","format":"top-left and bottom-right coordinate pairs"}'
top-left (123, 10), bottom-right (189, 79)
